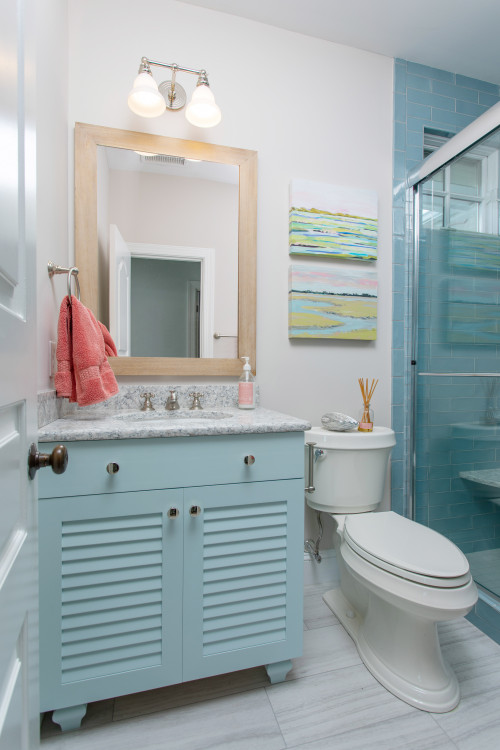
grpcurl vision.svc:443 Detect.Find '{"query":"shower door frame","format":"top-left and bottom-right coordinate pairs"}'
top-left (406, 101), bottom-right (500, 525)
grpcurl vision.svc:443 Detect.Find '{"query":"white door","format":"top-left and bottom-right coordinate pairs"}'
top-left (109, 224), bottom-right (131, 356)
top-left (0, 0), bottom-right (39, 748)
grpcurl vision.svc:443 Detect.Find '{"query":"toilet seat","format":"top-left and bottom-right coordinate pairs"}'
top-left (343, 512), bottom-right (471, 588)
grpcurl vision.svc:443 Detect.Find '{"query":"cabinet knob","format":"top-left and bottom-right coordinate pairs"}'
top-left (168, 507), bottom-right (180, 518)
top-left (189, 505), bottom-right (202, 517)
top-left (28, 443), bottom-right (68, 480)
top-left (244, 455), bottom-right (255, 465)
top-left (106, 462), bottom-right (120, 474)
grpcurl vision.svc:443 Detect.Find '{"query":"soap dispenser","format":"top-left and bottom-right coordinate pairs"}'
top-left (238, 356), bottom-right (255, 409)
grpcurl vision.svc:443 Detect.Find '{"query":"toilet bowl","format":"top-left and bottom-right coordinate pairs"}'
top-left (305, 426), bottom-right (478, 713)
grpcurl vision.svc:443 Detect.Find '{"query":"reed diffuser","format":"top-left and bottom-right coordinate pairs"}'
top-left (358, 378), bottom-right (378, 432)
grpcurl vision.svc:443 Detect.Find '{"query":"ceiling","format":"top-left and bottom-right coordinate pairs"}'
top-left (178, 0), bottom-right (500, 86)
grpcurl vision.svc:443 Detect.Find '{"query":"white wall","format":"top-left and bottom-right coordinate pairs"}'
top-left (36, 0), bottom-right (69, 390)
top-left (46, 0), bottom-right (394, 541)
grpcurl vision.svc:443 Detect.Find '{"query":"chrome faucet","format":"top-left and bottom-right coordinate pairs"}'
top-left (189, 392), bottom-right (203, 410)
top-left (165, 389), bottom-right (180, 410)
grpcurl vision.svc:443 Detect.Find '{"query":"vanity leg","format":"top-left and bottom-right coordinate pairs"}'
top-left (51, 704), bottom-right (88, 732)
top-left (265, 660), bottom-right (292, 684)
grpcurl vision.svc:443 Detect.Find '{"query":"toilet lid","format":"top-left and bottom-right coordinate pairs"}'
top-left (343, 512), bottom-right (471, 587)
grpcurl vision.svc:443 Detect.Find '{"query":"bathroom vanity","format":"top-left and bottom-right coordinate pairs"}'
top-left (37, 401), bottom-right (309, 731)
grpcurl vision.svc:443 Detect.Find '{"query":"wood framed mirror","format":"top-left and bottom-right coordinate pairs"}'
top-left (74, 123), bottom-right (257, 376)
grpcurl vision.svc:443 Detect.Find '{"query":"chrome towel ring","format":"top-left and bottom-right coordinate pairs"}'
top-left (47, 261), bottom-right (81, 303)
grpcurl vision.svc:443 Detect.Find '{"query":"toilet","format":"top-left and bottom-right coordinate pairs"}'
top-left (305, 426), bottom-right (478, 713)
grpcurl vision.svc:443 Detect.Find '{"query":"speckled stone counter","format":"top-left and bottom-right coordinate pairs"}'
top-left (38, 406), bottom-right (311, 442)
top-left (38, 385), bottom-right (310, 442)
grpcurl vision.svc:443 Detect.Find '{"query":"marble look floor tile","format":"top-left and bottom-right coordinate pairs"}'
top-left (266, 664), bottom-right (414, 748)
top-left (303, 582), bottom-right (340, 630)
top-left (113, 667), bottom-right (269, 721)
top-left (41, 689), bottom-right (285, 750)
top-left (432, 625), bottom-right (500, 750)
top-left (286, 623), bottom-right (361, 681)
top-left (284, 711), bottom-right (458, 750)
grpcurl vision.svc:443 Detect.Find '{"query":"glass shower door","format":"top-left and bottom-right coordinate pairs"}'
top-left (414, 127), bottom-right (500, 599)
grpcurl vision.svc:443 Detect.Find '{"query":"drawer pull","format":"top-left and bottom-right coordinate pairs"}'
top-left (168, 507), bottom-right (180, 518)
top-left (244, 455), bottom-right (255, 465)
top-left (189, 505), bottom-right (202, 517)
top-left (106, 462), bottom-right (120, 474)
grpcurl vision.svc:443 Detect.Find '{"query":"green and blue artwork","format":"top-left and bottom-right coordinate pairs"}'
top-left (288, 265), bottom-right (377, 340)
top-left (289, 179), bottom-right (378, 261)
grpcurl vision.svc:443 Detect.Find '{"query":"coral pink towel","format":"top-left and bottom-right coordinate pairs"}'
top-left (55, 295), bottom-right (119, 406)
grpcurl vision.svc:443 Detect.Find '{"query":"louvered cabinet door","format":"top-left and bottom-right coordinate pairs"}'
top-left (39, 489), bottom-right (183, 712)
top-left (182, 479), bottom-right (304, 681)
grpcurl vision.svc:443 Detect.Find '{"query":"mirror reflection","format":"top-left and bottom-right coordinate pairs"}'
top-left (97, 146), bottom-right (239, 359)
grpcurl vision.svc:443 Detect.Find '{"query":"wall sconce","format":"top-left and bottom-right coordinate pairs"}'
top-left (128, 57), bottom-right (222, 128)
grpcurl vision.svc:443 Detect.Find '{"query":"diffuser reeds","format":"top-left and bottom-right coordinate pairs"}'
top-left (358, 378), bottom-right (378, 432)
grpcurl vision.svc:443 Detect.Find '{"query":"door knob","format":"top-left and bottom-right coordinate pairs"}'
top-left (168, 507), bottom-right (180, 518)
top-left (28, 443), bottom-right (68, 480)
top-left (106, 462), bottom-right (120, 474)
top-left (244, 455), bottom-right (255, 465)
top-left (189, 505), bottom-right (202, 517)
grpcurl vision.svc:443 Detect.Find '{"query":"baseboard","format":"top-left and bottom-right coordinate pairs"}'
top-left (303, 548), bottom-right (338, 585)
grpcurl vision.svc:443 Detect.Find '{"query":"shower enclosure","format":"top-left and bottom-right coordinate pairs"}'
top-left (409, 103), bottom-right (500, 611)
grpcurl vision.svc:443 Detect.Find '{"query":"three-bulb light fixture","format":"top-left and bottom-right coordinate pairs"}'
top-left (127, 57), bottom-right (221, 128)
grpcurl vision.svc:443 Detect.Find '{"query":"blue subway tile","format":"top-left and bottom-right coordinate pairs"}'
top-left (393, 206), bottom-right (405, 236)
top-left (393, 149), bottom-right (406, 181)
top-left (406, 62), bottom-right (454, 83)
top-left (394, 120), bottom-right (406, 150)
top-left (455, 74), bottom-right (500, 95)
top-left (406, 130), bottom-right (424, 148)
top-left (479, 91), bottom-right (500, 107)
top-left (431, 107), bottom-right (472, 130)
top-left (407, 88), bottom-right (454, 111)
top-left (431, 80), bottom-right (478, 102)
top-left (394, 62), bottom-right (407, 94)
top-left (456, 100), bottom-right (490, 117)
top-left (407, 101), bottom-right (432, 120)
top-left (406, 145), bottom-right (424, 162)
top-left (406, 74), bottom-right (432, 92)
top-left (394, 92), bottom-right (406, 122)
top-left (407, 117), bottom-right (426, 133)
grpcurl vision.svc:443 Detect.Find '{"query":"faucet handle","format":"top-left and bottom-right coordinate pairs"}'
top-left (189, 392), bottom-right (203, 410)
top-left (140, 392), bottom-right (155, 411)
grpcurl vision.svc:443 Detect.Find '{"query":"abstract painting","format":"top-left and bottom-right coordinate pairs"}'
top-left (289, 179), bottom-right (378, 260)
top-left (288, 264), bottom-right (377, 340)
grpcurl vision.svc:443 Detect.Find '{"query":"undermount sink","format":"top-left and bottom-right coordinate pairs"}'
top-left (113, 410), bottom-right (232, 422)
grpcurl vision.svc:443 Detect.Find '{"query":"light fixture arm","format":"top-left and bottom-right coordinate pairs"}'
top-left (139, 57), bottom-right (210, 86)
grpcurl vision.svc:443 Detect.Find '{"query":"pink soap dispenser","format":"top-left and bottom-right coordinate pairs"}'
top-left (238, 356), bottom-right (255, 409)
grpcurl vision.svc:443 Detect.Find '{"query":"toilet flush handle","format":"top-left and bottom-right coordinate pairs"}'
top-left (305, 442), bottom-right (317, 493)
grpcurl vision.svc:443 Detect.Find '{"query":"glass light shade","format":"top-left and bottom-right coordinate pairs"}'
top-left (185, 84), bottom-right (221, 128)
top-left (127, 72), bottom-right (165, 117)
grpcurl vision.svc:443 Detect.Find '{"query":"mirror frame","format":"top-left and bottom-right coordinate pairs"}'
top-left (74, 122), bottom-right (257, 376)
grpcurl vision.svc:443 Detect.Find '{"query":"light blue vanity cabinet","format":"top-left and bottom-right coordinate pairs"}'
top-left (38, 431), bottom-right (305, 731)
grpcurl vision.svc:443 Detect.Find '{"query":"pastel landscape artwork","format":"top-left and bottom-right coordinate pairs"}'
top-left (288, 265), bottom-right (377, 340)
top-left (289, 179), bottom-right (378, 260)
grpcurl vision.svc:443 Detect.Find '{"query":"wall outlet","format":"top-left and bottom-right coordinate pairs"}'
top-left (49, 340), bottom-right (57, 378)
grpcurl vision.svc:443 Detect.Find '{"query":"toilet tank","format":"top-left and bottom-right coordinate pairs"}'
top-left (305, 426), bottom-right (396, 513)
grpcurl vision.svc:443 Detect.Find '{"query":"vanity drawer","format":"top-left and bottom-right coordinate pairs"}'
top-left (38, 432), bottom-right (305, 499)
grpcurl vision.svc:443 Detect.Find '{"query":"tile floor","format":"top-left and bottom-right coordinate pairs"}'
top-left (41, 582), bottom-right (500, 750)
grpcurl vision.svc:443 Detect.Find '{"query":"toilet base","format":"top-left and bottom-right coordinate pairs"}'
top-left (323, 587), bottom-right (460, 713)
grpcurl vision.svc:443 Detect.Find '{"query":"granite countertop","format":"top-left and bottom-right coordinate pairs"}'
top-left (38, 407), bottom-right (312, 442)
